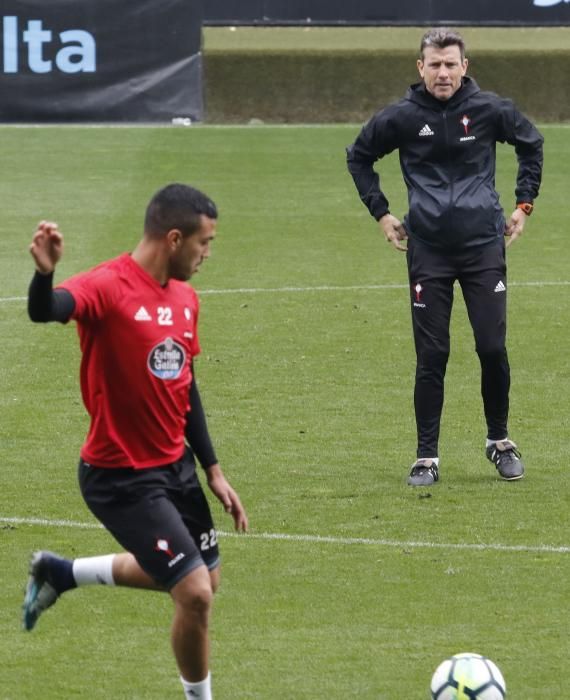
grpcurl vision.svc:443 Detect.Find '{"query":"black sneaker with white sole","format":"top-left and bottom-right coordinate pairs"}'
top-left (407, 459), bottom-right (439, 486)
top-left (486, 439), bottom-right (525, 480)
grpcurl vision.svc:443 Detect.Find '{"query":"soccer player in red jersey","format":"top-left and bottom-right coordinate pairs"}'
top-left (23, 183), bottom-right (248, 700)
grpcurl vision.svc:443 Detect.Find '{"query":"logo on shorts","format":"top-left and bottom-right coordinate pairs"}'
top-left (155, 538), bottom-right (175, 558)
top-left (154, 538), bottom-right (186, 568)
top-left (148, 337), bottom-right (186, 380)
top-left (413, 283), bottom-right (426, 308)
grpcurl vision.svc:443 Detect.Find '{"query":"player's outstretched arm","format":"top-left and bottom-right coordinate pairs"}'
top-left (29, 220), bottom-right (64, 274)
top-left (28, 221), bottom-right (75, 324)
top-left (205, 464), bottom-right (249, 532)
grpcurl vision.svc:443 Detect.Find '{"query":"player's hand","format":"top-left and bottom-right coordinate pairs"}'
top-left (206, 463), bottom-right (248, 532)
top-left (29, 221), bottom-right (64, 273)
top-left (379, 213), bottom-right (408, 251)
top-left (504, 208), bottom-right (527, 247)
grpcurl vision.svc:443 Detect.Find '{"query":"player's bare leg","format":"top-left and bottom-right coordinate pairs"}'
top-left (24, 551), bottom-right (220, 698)
top-left (111, 552), bottom-right (164, 589)
top-left (170, 565), bottom-right (213, 680)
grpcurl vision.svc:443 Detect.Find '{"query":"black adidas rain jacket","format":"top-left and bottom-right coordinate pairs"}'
top-left (346, 77), bottom-right (544, 250)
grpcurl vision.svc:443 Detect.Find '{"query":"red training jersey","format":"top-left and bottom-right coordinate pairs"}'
top-left (59, 254), bottom-right (201, 468)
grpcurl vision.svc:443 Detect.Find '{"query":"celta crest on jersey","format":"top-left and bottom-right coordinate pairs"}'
top-left (460, 114), bottom-right (471, 135)
top-left (460, 114), bottom-right (476, 142)
top-left (148, 337), bottom-right (186, 380)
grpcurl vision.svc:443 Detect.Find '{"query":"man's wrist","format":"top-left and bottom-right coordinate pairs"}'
top-left (516, 202), bottom-right (533, 216)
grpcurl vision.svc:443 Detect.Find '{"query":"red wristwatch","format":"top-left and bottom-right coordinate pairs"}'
top-left (516, 202), bottom-right (534, 216)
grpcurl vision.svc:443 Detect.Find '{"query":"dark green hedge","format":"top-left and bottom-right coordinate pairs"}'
top-left (204, 49), bottom-right (570, 123)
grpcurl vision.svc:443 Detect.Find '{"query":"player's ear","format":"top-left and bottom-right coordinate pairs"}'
top-left (166, 228), bottom-right (183, 250)
top-left (417, 58), bottom-right (424, 78)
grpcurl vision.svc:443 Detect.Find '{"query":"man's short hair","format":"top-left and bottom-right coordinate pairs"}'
top-left (420, 28), bottom-right (466, 61)
top-left (144, 183), bottom-right (218, 239)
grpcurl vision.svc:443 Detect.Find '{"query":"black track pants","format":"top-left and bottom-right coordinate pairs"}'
top-left (406, 238), bottom-right (510, 457)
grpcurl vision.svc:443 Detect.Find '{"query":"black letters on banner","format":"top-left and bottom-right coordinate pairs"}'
top-left (204, 0), bottom-right (570, 26)
top-left (0, 0), bottom-right (204, 122)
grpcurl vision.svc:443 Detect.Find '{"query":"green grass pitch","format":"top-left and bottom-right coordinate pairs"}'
top-left (0, 123), bottom-right (569, 698)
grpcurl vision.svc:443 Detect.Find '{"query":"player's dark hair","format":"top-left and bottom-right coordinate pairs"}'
top-left (144, 183), bottom-right (218, 239)
top-left (420, 28), bottom-right (466, 61)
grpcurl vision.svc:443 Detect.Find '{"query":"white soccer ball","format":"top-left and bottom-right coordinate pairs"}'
top-left (430, 652), bottom-right (506, 699)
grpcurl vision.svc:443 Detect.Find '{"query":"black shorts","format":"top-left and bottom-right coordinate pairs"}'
top-left (78, 449), bottom-right (220, 590)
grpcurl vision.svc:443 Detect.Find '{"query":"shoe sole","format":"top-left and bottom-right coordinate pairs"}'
top-left (498, 472), bottom-right (524, 481)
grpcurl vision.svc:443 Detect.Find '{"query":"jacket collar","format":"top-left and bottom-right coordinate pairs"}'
top-left (406, 76), bottom-right (480, 111)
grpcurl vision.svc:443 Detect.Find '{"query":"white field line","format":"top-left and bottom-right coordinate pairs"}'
top-left (1, 279), bottom-right (570, 304)
top-left (1, 516), bottom-right (568, 555)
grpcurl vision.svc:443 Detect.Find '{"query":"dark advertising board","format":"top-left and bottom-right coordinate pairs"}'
top-left (0, 0), bottom-right (204, 122)
top-left (204, 0), bottom-right (570, 26)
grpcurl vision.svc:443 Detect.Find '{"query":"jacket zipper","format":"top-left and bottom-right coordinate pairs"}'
top-left (442, 110), bottom-right (454, 229)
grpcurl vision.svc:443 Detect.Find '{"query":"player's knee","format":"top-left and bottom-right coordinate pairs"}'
top-left (416, 348), bottom-right (449, 373)
top-left (477, 347), bottom-right (507, 364)
top-left (179, 585), bottom-right (213, 619)
top-left (172, 569), bottom-right (213, 616)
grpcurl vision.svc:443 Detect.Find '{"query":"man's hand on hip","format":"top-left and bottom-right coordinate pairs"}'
top-left (504, 208), bottom-right (527, 247)
top-left (379, 214), bottom-right (408, 251)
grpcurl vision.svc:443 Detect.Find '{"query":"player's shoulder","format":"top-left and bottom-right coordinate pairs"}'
top-left (471, 88), bottom-right (513, 109)
top-left (171, 279), bottom-right (200, 306)
top-left (89, 253), bottom-right (128, 277)
top-left (362, 96), bottom-right (415, 140)
top-left (62, 254), bottom-right (125, 289)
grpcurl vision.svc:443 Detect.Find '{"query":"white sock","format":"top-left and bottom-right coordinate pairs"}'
top-left (180, 672), bottom-right (212, 700)
top-left (486, 437), bottom-right (508, 448)
top-left (418, 457), bottom-right (439, 466)
top-left (72, 554), bottom-right (115, 586)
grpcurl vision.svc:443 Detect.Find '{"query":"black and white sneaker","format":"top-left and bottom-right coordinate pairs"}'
top-left (22, 551), bottom-right (71, 631)
top-left (407, 459), bottom-right (439, 486)
top-left (486, 439), bottom-right (525, 481)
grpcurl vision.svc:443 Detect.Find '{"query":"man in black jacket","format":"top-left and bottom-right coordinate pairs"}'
top-left (346, 28), bottom-right (543, 486)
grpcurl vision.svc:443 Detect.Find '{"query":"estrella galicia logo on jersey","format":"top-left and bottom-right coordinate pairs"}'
top-left (148, 337), bottom-right (186, 380)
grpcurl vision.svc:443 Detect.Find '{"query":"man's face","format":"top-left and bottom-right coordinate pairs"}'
top-left (169, 214), bottom-right (217, 281)
top-left (417, 45), bottom-right (468, 101)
